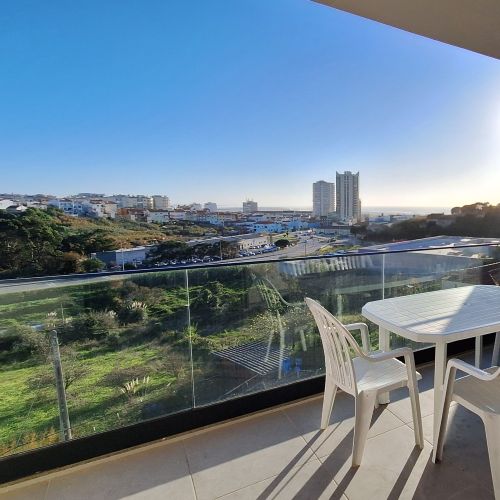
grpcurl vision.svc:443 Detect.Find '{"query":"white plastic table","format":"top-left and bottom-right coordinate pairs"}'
top-left (362, 285), bottom-right (500, 445)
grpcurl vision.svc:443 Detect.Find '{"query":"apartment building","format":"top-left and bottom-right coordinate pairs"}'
top-left (242, 200), bottom-right (258, 213)
top-left (312, 180), bottom-right (335, 217)
top-left (152, 195), bottom-right (170, 210)
top-left (204, 202), bottom-right (218, 212)
top-left (336, 171), bottom-right (361, 223)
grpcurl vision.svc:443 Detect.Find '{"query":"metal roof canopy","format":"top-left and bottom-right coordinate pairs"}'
top-left (313, 0), bottom-right (500, 60)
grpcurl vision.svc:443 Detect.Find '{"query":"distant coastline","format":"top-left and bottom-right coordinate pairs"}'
top-left (217, 206), bottom-right (451, 215)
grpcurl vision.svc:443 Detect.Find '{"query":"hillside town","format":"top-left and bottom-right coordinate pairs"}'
top-left (0, 171), bottom-right (366, 235)
top-left (4, 171), bottom-right (500, 274)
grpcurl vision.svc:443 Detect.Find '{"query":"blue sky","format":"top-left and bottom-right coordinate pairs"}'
top-left (1, 0), bottom-right (500, 208)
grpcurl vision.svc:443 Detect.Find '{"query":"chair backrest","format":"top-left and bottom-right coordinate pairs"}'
top-left (305, 297), bottom-right (364, 395)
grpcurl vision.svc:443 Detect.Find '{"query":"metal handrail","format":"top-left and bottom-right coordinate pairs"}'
top-left (0, 240), bottom-right (498, 286)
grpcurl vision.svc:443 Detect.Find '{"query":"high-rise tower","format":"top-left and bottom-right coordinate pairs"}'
top-left (312, 180), bottom-right (335, 217)
top-left (336, 171), bottom-right (360, 222)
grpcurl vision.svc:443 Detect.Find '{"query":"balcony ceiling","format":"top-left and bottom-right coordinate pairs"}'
top-left (313, 0), bottom-right (500, 60)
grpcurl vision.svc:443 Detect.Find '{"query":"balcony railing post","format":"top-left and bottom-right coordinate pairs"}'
top-left (185, 269), bottom-right (196, 408)
top-left (49, 330), bottom-right (72, 442)
top-left (382, 253), bottom-right (386, 300)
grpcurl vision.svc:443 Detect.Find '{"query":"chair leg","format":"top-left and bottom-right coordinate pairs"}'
top-left (493, 332), bottom-right (500, 367)
top-left (483, 415), bottom-right (500, 498)
top-left (433, 381), bottom-right (455, 463)
top-left (321, 376), bottom-right (337, 429)
top-left (475, 336), bottom-right (483, 368)
top-left (352, 391), bottom-right (377, 467)
top-left (408, 381), bottom-right (424, 449)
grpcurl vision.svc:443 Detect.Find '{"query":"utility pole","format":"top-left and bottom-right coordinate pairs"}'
top-left (49, 330), bottom-right (72, 441)
top-left (120, 246), bottom-right (125, 271)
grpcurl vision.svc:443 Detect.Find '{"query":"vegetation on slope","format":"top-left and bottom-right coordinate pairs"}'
top-left (0, 208), bottom-right (225, 278)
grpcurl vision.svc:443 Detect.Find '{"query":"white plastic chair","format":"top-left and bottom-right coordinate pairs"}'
top-left (305, 298), bottom-right (423, 466)
top-left (434, 358), bottom-right (500, 497)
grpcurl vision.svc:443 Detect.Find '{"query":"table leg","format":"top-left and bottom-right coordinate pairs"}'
top-left (378, 327), bottom-right (391, 404)
top-left (475, 336), bottom-right (483, 368)
top-left (433, 342), bottom-right (447, 446)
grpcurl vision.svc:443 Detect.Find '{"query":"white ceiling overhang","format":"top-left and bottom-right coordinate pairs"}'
top-left (313, 0), bottom-right (500, 60)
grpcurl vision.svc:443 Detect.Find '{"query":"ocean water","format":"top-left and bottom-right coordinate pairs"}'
top-left (362, 206), bottom-right (451, 216)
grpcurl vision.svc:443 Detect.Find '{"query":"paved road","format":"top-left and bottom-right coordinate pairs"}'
top-left (0, 237), bottom-right (331, 295)
top-left (0, 274), bottom-right (127, 295)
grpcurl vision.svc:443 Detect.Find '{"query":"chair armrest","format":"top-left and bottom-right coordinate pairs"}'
top-left (365, 347), bottom-right (413, 363)
top-left (345, 323), bottom-right (370, 354)
top-left (446, 358), bottom-right (500, 381)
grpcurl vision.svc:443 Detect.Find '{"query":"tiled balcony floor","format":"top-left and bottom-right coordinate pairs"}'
top-left (1, 350), bottom-right (496, 500)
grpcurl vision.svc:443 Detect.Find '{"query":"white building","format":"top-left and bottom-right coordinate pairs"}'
top-left (82, 199), bottom-right (117, 219)
top-left (92, 246), bottom-right (152, 268)
top-left (204, 202), bottom-right (218, 212)
top-left (312, 180), bottom-right (335, 217)
top-left (169, 210), bottom-right (190, 221)
top-left (0, 199), bottom-right (15, 210)
top-left (235, 234), bottom-right (269, 249)
top-left (147, 210), bottom-right (171, 224)
top-left (5, 204), bottom-right (28, 214)
top-left (48, 198), bottom-right (86, 216)
top-left (152, 195), bottom-right (170, 210)
top-left (243, 200), bottom-right (258, 213)
top-left (112, 195), bottom-right (153, 209)
top-left (336, 171), bottom-right (361, 223)
top-left (103, 201), bottom-right (118, 218)
top-left (82, 200), bottom-right (106, 218)
top-left (188, 234), bottom-right (269, 251)
top-left (26, 201), bottom-right (48, 210)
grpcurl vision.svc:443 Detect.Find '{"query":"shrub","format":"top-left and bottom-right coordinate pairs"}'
top-left (81, 258), bottom-right (104, 273)
top-left (13, 325), bottom-right (50, 358)
top-left (61, 310), bottom-right (118, 341)
top-left (117, 301), bottom-right (148, 324)
top-left (119, 281), bottom-right (164, 307)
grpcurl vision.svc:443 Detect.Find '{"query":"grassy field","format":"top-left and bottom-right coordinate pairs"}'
top-left (0, 344), bottom-right (187, 455)
top-left (0, 264), bottom-right (398, 458)
top-left (0, 275), bottom-right (194, 455)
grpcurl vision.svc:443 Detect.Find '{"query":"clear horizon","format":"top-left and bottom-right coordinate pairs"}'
top-left (1, 1), bottom-right (500, 207)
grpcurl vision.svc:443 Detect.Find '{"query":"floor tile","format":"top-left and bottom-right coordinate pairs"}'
top-left (406, 401), bottom-right (492, 483)
top-left (284, 392), bottom-right (406, 461)
top-left (426, 404), bottom-right (493, 492)
top-left (0, 481), bottom-right (49, 500)
top-left (45, 441), bottom-right (195, 500)
top-left (320, 424), bottom-right (492, 500)
top-left (218, 458), bottom-right (347, 500)
top-left (448, 484), bottom-right (494, 500)
top-left (184, 410), bottom-right (316, 500)
top-left (386, 386), bottom-right (435, 424)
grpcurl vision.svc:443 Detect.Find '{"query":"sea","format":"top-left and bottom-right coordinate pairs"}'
top-left (217, 206), bottom-right (451, 216)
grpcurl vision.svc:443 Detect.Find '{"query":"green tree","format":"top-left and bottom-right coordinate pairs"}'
top-left (148, 240), bottom-right (192, 262)
top-left (0, 208), bottom-right (64, 277)
top-left (59, 252), bottom-right (82, 274)
top-left (61, 229), bottom-right (115, 254)
top-left (81, 257), bottom-right (105, 273)
top-left (220, 241), bottom-right (239, 258)
top-left (274, 239), bottom-right (290, 249)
